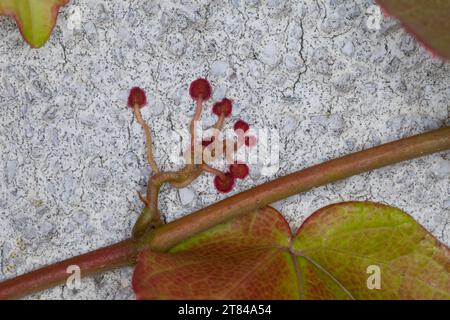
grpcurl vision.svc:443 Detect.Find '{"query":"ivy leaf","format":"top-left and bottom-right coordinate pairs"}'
top-left (376, 0), bottom-right (450, 60)
top-left (133, 202), bottom-right (450, 299)
top-left (0, 0), bottom-right (68, 48)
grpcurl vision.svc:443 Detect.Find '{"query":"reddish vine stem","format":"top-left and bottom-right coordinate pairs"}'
top-left (0, 240), bottom-right (138, 300)
top-left (0, 126), bottom-right (449, 299)
top-left (145, 126), bottom-right (450, 250)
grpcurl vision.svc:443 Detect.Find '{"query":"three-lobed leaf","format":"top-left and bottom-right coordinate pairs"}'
top-left (376, 0), bottom-right (450, 60)
top-left (0, 0), bottom-right (68, 48)
top-left (133, 202), bottom-right (450, 299)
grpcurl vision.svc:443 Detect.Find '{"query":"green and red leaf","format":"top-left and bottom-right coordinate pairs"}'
top-left (376, 0), bottom-right (450, 60)
top-left (133, 202), bottom-right (450, 300)
top-left (0, 0), bottom-right (68, 48)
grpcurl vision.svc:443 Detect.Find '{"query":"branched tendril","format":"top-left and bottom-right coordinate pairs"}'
top-left (128, 79), bottom-right (255, 238)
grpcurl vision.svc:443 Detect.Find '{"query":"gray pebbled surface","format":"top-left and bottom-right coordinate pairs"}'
top-left (0, 0), bottom-right (449, 299)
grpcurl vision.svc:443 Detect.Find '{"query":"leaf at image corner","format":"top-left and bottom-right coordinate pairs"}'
top-left (0, 0), bottom-right (69, 48)
top-left (133, 202), bottom-right (450, 300)
top-left (376, 0), bottom-right (450, 60)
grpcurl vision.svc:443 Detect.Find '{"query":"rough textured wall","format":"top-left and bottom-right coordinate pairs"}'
top-left (0, 0), bottom-right (449, 299)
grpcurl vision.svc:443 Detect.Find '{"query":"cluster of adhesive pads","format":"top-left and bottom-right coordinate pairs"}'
top-left (128, 78), bottom-right (256, 193)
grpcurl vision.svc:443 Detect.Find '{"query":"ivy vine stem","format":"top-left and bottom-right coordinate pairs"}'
top-left (145, 126), bottom-right (450, 251)
top-left (0, 126), bottom-right (449, 299)
top-left (0, 240), bottom-right (138, 300)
